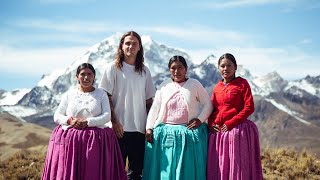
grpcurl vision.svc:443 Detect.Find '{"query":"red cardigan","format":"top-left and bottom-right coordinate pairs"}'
top-left (208, 77), bottom-right (254, 130)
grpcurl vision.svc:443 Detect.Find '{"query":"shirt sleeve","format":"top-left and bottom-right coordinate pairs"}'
top-left (146, 88), bottom-right (161, 130)
top-left (224, 80), bottom-right (255, 130)
top-left (145, 67), bottom-right (156, 100)
top-left (54, 91), bottom-right (72, 125)
top-left (86, 92), bottom-right (111, 127)
top-left (195, 81), bottom-right (213, 122)
top-left (99, 63), bottom-right (115, 95)
top-left (207, 88), bottom-right (216, 128)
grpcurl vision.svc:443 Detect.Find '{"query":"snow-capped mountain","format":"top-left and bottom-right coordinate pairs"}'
top-left (0, 88), bottom-right (31, 106)
top-left (286, 75), bottom-right (320, 98)
top-left (1, 33), bottom-right (320, 155)
top-left (0, 33), bottom-right (195, 125)
top-left (252, 71), bottom-right (288, 96)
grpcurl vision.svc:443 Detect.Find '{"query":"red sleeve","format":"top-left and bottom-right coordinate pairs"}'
top-left (224, 80), bottom-right (254, 130)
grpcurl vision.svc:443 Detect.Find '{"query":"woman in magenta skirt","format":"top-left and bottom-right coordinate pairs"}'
top-left (41, 63), bottom-right (127, 180)
top-left (207, 53), bottom-right (263, 180)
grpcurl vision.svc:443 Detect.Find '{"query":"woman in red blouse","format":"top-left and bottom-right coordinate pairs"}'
top-left (207, 53), bottom-right (263, 180)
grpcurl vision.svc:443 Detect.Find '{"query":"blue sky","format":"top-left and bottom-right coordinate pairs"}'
top-left (1, 0), bottom-right (319, 91)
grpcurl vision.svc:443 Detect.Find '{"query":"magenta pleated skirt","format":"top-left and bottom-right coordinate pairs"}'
top-left (207, 120), bottom-right (263, 180)
top-left (41, 126), bottom-right (127, 180)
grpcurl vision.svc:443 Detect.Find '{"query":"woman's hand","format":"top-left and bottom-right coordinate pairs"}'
top-left (210, 124), bottom-right (220, 132)
top-left (145, 129), bottom-right (154, 143)
top-left (220, 124), bottom-right (228, 132)
top-left (210, 124), bottom-right (228, 132)
top-left (70, 118), bottom-right (88, 129)
top-left (112, 120), bottom-right (124, 138)
top-left (186, 118), bottom-right (202, 129)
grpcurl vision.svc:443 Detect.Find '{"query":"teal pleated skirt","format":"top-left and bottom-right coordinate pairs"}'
top-left (142, 123), bottom-right (208, 180)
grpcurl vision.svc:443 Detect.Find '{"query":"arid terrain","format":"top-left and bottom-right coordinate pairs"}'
top-left (1, 112), bottom-right (320, 179)
top-left (0, 112), bottom-right (51, 161)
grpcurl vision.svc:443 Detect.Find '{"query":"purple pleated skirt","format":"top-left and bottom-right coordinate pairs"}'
top-left (41, 126), bottom-right (127, 180)
top-left (207, 120), bottom-right (263, 180)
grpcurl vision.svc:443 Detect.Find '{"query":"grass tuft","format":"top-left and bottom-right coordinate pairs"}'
top-left (0, 150), bottom-right (46, 180)
top-left (261, 147), bottom-right (320, 179)
top-left (0, 148), bottom-right (319, 179)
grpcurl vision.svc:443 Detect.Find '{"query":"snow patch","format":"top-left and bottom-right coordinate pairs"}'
top-left (0, 89), bottom-right (31, 106)
top-left (286, 80), bottom-right (319, 97)
top-left (38, 69), bottom-right (66, 89)
top-left (265, 98), bottom-right (311, 125)
top-left (1, 105), bottom-right (37, 119)
top-left (194, 67), bottom-right (205, 79)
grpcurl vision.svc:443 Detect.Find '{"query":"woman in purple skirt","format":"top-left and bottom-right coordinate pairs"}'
top-left (207, 53), bottom-right (263, 180)
top-left (41, 63), bottom-right (127, 180)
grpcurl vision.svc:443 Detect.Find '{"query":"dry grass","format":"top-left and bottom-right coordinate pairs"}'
top-left (262, 147), bottom-right (320, 179)
top-left (0, 150), bottom-right (46, 180)
top-left (0, 148), bottom-right (319, 180)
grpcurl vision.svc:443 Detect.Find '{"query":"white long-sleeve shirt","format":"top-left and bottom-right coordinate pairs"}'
top-left (146, 78), bottom-right (213, 130)
top-left (54, 87), bottom-right (111, 130)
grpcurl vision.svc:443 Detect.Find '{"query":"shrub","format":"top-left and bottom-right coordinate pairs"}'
top-left (1, 148), bottom-right (319, 179)
top-left (0, 150), bottom-right (46, 180)
top-left (261, 147), bottom-right (320, 179)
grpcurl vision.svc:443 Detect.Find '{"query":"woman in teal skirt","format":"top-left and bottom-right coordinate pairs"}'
top-left (143, 56), bottom-right (213, 180)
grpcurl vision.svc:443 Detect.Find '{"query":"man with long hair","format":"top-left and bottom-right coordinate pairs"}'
top-left (100, 31), bottom-right (156, 180)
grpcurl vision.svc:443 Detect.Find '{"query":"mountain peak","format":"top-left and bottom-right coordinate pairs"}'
top-left (101, 32), bottom-right (123, 46)
top-left (257, 71), bottom-right (285, 83)
top-left (252, 71), bottom-right (287, 95)
top-left (266, 71), bottom-right (282, 79)
top-left (202, 54), bottom-right (216, 65)
top-left (141, 35), bottom-right (153, 44)
top-left (287, 75), bottom-right (320, 97)
top-left (236, 65), bottom-right (254, 80)
top-left (303, 75), bottom-right (320, 87)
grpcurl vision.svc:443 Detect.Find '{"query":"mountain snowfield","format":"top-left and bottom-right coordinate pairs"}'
top-left (0, 89), bottom-right (31, 106)
top-left (1, 33), bottom-right (320, 155)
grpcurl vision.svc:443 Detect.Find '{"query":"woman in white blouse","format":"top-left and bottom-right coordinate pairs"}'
top-left (41, 63), bottom-right (126, 180)
top-left (142, 56), bottom-right (213, 180)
